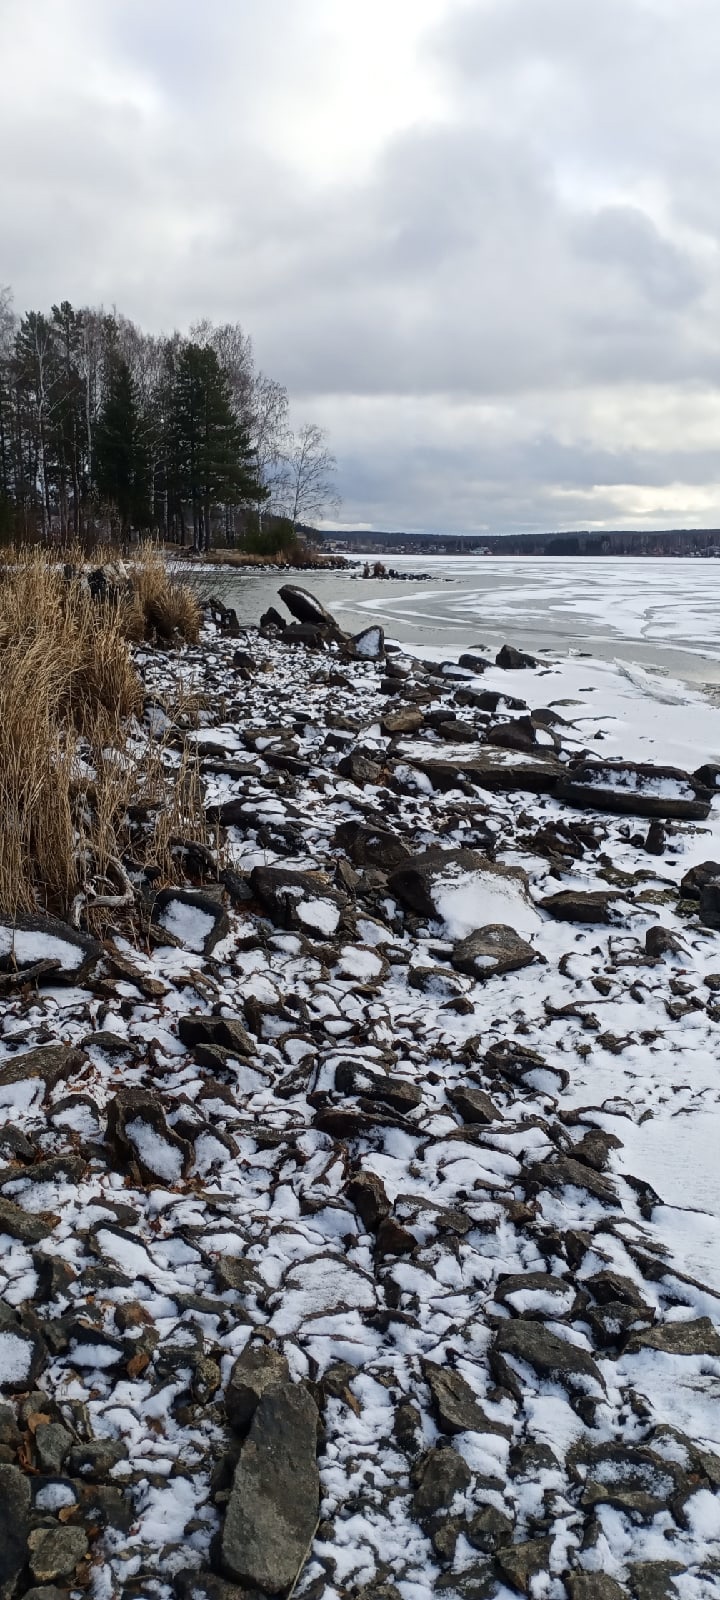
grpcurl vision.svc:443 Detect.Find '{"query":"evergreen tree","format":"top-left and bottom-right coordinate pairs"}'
top-left (170, 342), bottom-right (264, 548)
top-left (95, 357), bottom-right (149, 534)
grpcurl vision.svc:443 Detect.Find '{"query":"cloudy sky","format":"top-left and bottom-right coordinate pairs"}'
top-left (3, 0), bottom-right (720, 534)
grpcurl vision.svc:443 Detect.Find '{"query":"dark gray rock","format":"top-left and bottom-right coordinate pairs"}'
top-left (627, 1561), bottom-right (684, 1600)
top-left (451, 925), bottom-right (538, 980)
top-left (447, 1086), bottom-right (502, 1124)
top-left (459, 652), bottom-right (492, 673)
top-left (389, 851), bottom-right (526, 920)
top-left (106, 1087), bottom-right (193, 1185)
top-left (34, 1422), bottom-right (73, 1474)
top-left (626, 1318), bottom-right (720, 1357)
top-left (66, 1438), bottom-right (129, 1479)
top-left (493, 1319), bottom-right (604, 1394)
top-left (221, 1382), bottom-right (319, 1593)
top-left (566, 1578), bottom-right (630, 1600)
top-left (466, 1505), bottom-right (514, 1554)
top-left (0, 912), bottom-right (103, 985)
top-left (411, 1444), bottom-right (472, 1515)
top-left (381, 706), bottom-right (425, 736)
top-left (152, 888), bottom-right (231, 955)
top-left (175, 1571), bottom-right (266, 1600)
top-left (494, 1538), bottom-right (551, 1593)
top-left (0, 1463), bottom-right (31, 1599)
top-left (525, 1156), bottom-right (617, 1205)
top-left (278, 585), bottom-right (339, 630)
top-left (495, 644), bottom-right (538, 669)
top-left (556, 760), bottom-right (712, 821)
top-left (178, 1014), bottom-right (254, 1057)
top-left (486, 717), bottom-right (537, 752)
top-left (250, 865), bottom-right (346, 935)
top-left (334, 820), bottom-right (411, 872)
top-left (225, 1344), bottom-right (290, 1436)
top-left (539, 889), bottom-right (622, 924)
top-left (423, 1361), bottom-right (510, 1438)
top-left (350, 624), bottom-right (385, 659)
top-left (0, 1045), bottom-right (83, 1094)
top-left (398, 749), bottom-right (561, 796)
top-left (345, 1171), bottom-right (391, 1231)
top-left (0, 1198), bottom-right (57, 1246)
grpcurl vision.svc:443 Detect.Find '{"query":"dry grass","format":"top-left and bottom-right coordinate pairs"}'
top-left (0, 546), bottom-right (211, 928)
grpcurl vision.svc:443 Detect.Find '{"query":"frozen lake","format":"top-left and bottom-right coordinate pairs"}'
top-left (210, 555), bottom-right (720, 688)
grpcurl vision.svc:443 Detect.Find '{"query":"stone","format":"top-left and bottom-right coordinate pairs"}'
top-left (345, 1171), bottom-right (391, 1231)
top-left (225, 1343), bottom-right (290, 1435)
top-left (466, 1505), bottom-right (514, 1554)
top-left (27, 1525), bottom-right (89, 1583)
top-left (0, 1311), bottom-right (46, 1396)
top-left (556, 760), bottom-right (712, 821)
top-left (525, 1156), bottom-right (617, 1205)
top-left (34, 1421), bottom-right (73, 1473)
top-left (493, 1320), bottom-right (604, 1394)
top-left (152, 888), bottom-right (231, 955)
top-left (398, 748), bottom-right (561, 797)
top-left (65, 1439), bottom-right (128, 1482)
top-left (411, 1444), bottom-right (472, 1515)
top-left (0, 911), bottom-right (103, 985)
top-left (644, 820), bottom-right (666, 855)
top-left (495, 644), bottom-right (538, 669)
top-left (221, 1382), bottom-right (319, 1593)
top-left (0, 1463), bottom-right (31, 1599)
top-left (389, 850), bottom-right (530, 921)
top-left (698, 883), bottom-right (720, 931)
top-left (259, 605), bottom-right (286, 630)
top-left (494, 1538), bottom-right (551, 1593)
top-left (278, 585), bottom-right (339, 630)
top-left (351, 624), bottom-right (385, 659)
top-left (106, 1087), bottom-right (193, 1185)
top-left (250, 865), bottom-right (346, 935)
top-left (336, 750), bottom-right (384, 786)
top-left (486, 717), bottom-right (537, 752)
top-left (178, 1014), bottom-right (254, 1057)
top-left (627, 1561), bottom-right (684, 1600)
top-left (334, 820), bottom-right (411, 872)
top-left (447, 1085), bottom-right (502, 1124)
top-left (0, 1198), bottom-right (57, 1246)
top-left (175, 1572), bottom-right (265, 1600)
top-left (451, 925), bottom-right (538, 980)
top-left (459, 652), bottom-right (492, 673)
top-left (423, 1361), bottom-right (510, 1438)
top-left (626, 1317), bottom-right (720, 1357)
top-left (645, 925), bottom-right (683, 959)
top-left (0, 1045), bottom-right (83, 1094)
top-left (539, 889), bottom-right (622, 924)
top-left (585, 1271), bottom-right (648, 1309)
top-left (565, 1578), bottom-right (629, 1600)
top-left (381, 706), bottom-right (425, 736)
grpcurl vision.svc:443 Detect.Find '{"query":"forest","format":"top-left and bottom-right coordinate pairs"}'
top-left (0, 287), bottom-right (338, 551)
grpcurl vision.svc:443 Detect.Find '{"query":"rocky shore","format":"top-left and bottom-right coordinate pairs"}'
top-left (0, 584), bottom-right (720, 1600)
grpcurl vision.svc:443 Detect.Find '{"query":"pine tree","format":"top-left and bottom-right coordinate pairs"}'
top-left (170, 343), bottom-right (265, 548)
top-left (95, 357), bottom-right (149, 534)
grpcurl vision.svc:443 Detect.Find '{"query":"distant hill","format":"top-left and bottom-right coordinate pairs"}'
top-left (312, 526), bottom-right (720, 557)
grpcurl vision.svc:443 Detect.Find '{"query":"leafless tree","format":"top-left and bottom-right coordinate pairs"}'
top-left (278, 422), bottom-right (340, 532)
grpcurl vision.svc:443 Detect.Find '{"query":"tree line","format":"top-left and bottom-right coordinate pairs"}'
top-left (0, 288), bottom-right (339, 550)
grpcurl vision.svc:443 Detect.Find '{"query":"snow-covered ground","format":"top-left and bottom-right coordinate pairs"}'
top-left (0, 600), bottom-right (719, 1599)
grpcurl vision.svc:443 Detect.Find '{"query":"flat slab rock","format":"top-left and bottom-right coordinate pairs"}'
top-left (388, 850), bottom-right (533, 925)
top-left (221, 1381), bottom-right (319, 1592)
top-left (152, 888), bottom-right (231, 955)
top-left (539, 889), bottom-right (623, 924)
top-left (556, 759), bottom-right (713, 821)
top-left (493, 1318), bottom-right (604, 1393)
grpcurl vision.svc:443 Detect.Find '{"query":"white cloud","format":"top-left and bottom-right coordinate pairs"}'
top-left (2, 0), bottom-right (720, 532)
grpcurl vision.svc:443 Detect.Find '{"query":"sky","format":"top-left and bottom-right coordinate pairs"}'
top-left (3, 0), bottom-right (720, 535)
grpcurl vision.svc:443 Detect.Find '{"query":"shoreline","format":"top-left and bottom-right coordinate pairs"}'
top-left (1, 586), bottom-right (720, 1595)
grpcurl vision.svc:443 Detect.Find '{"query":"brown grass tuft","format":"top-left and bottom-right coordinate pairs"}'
top-left (0, 546), bottom-right (211, 927)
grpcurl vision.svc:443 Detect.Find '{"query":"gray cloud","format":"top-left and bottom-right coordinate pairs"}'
top-left (2, 0), bottom-right (720, 532)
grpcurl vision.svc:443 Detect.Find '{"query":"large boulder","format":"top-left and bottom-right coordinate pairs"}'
top-left (221, 1382), bottom-right (319, 1592)
top-left (278, 585), bottom-right (339, 631)
top-left (389, 851), bottom-right (539, 939)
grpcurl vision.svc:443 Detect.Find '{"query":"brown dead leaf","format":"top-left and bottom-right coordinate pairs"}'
top-left (26, 1411), bottom-right (51, 1435)
top-left (127, 1350), bottom-right (150, 1379)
